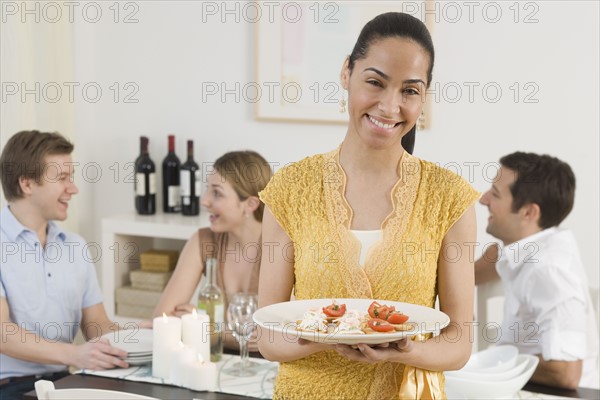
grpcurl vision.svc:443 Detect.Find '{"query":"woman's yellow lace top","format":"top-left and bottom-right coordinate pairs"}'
top-left (259, 148), bottom-right (480, 400)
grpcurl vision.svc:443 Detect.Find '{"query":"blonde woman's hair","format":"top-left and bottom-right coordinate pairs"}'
top-left (213, 151), bottom-right (272, 221)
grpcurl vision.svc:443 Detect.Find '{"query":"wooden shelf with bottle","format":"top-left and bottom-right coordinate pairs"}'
top-left (101, 212), bottom-right (210, 325)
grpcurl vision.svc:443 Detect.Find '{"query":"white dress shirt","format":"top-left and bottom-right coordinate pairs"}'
top-left (496, 228), bottom-right (599, 388)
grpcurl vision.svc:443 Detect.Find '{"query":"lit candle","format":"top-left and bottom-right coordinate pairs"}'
top-left (185, 354), bottom-right (217, 392)
top-left (181, 309), bottom-right (210, 365)
top-left (169, 342), bottom-right (196, 386)
top-left (152, 313), bottom-right (182, 379)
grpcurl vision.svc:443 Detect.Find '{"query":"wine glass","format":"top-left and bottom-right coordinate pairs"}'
top-left (224, 293), bottom-right (258, 376)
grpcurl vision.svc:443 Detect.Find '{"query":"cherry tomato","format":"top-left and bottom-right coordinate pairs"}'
top-left (368, 301), bottom-right (381, 319)
top-left (378, 305), bottom-right (396, 320)
top-left (367, 318), bottom-right (395, 332)
top-left (323, 303), bottom-right (346, 317)
top-left (368, 301), bottom-right (396, 319)
top-left (387, 312), bottom-right (409, 325)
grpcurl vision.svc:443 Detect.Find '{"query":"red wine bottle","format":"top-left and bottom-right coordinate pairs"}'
top-left (134, 136), bottom-right (156, 215)
top-left (180, 140), bottom-right (200, 216)
top-left (162, 134), bottom-right (181, 213)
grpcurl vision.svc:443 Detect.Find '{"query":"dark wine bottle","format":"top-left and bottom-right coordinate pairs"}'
top-left (162, 134), bottom-right (181, 213)
top-left (134, 136), bottom-right (156, 215)
top-left (180, 140), bottom-right (200, 216)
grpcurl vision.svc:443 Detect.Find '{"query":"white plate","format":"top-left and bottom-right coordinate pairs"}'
top-left (461, 345), bottom-right (519, 373)
top-left (253, 298), bottom-right (450, 345)
top-left (446, 354), bottom-right (531, 382)
top-left (100, 328), bottom-right (153, 354)
top-left (125, 356), bottom-right (152, 366)
top-left (444, 354), bottom-right (539, 399)
top-left (127, 351), bottom-right (152, 358)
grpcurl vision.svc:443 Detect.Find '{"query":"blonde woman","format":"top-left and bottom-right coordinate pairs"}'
top-left (154, 151), bottom-right (272, 350)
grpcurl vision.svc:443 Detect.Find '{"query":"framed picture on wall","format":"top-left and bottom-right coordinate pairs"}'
top-left (255, 1), bottom-right (432, 127)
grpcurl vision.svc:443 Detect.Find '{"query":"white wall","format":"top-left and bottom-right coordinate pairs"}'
top-left (2, 1), bottom-right (598, 288)
top-left (0, 10), bottom-right (78, 231)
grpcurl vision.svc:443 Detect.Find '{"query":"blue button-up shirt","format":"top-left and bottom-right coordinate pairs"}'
top-left (0, 206), bottom-right (103, 379)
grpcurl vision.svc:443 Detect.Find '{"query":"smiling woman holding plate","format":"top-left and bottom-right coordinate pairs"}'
top-left (257, 12), bottom-right (479, 400)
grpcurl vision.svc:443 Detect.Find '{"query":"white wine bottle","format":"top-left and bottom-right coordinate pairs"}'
top-left (197, 257), bottom-right (223, 361)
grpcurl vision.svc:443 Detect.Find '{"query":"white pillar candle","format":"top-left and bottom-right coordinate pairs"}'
top-left (169, 342), bottom-right (196, 386)
top-left (185, 355), bottom-right (217, 392)
top-left (152, 313), bottom-right (182, 379)
top-left (181, 309), bottom-right (210, 365)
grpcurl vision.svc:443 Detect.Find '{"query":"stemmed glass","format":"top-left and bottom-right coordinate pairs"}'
top-left (224, 293), bottom-right (258, 377)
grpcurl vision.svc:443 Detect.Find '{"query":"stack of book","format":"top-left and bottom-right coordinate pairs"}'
top-left (115, 250), bottom-right (178, 319)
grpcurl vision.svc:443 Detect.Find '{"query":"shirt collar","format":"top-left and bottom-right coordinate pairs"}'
top-left (1, 205), bottom-right (28, 242)
top-left (47, 220), bottom-right (66, 242)
top-left (499, 227), bottom-right (556, 270)
top-left (0, 205), bottom-right (66, 242)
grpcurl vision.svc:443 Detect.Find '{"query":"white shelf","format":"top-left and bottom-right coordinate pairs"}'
top-left (103, 212), bottom-right (210, 240)
top-left (101, 211), bottom-right (210, 322)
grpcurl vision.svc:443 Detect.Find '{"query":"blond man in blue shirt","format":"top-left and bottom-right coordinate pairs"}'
top-left (0, 131), bottom-right (129, 400)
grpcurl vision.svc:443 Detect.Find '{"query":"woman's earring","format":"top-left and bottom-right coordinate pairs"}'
top-left (417, 110), bottom-right (426, 130)
top-left (339, 95), bottom-right (347, 113)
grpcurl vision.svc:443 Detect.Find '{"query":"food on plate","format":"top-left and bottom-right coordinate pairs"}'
top-left (322, 301), bottom-right (347, 320)
top-left (368, 301), bottom-right (395, 319)
top-left (295, 308), bottom-right (329, 333)
top-left (296, 300), bottom-right (412, 335)
top-left (334, 309), bottom-right (365, 335)
top-left (387, 311), bottom-right (409, 325)
top-left (366, 318), bottom-right (395, 332)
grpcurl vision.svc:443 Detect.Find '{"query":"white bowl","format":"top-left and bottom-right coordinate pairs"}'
top-left (445, 354), bottom-right (539, 399)
top-left (461, 345), bottom-right (519, 373)
top-left (446, 354), bottom-right (530, 382)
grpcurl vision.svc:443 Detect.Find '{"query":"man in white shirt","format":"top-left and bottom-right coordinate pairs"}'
top-left (0, 131), bottom-right (129, 400)
top-left (475, 151), bottom-right (599, 390)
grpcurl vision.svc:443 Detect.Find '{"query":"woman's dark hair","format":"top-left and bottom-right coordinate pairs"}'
top-left (348, 12), bottom-right (434, 154)
top-left (401, 126), bottom-right (416, 154)
top-left (500, 152), bottom-right (576, 229)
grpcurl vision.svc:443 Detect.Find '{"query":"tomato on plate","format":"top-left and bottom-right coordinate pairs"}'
top-left (367, 318), bottom-right (395, 332)
top-left (323, 303), bottom-right (347, 317)
top-left (387, 312), bottom-right (409, 325)
top-left (368, 301), bottom-right (396, 320)
top-left (367, 301), bottom-right (381, 318)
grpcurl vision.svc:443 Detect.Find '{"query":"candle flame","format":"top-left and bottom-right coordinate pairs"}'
top-left (162, 312), bottom-right (168, 322)
top-left (192, 308), bottom-right (198, 318)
